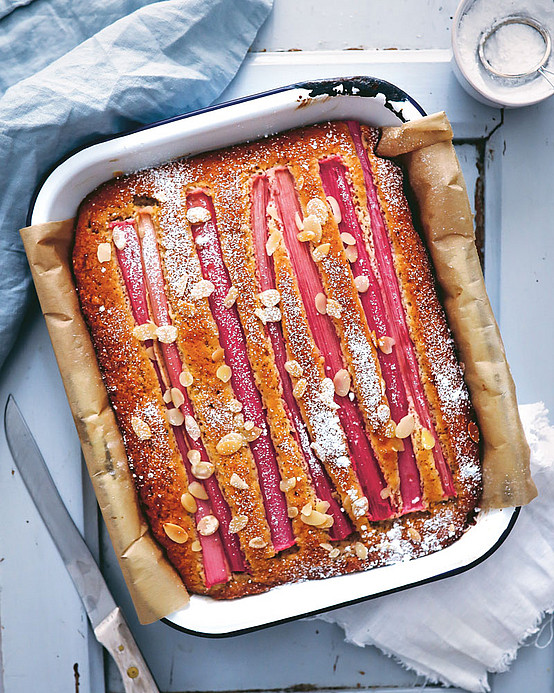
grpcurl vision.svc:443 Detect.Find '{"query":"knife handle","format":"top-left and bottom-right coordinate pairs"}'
top-left (94, 607), bottom-right (160, 693)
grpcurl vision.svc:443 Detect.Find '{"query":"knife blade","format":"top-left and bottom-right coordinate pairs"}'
top-left (4, 395), bottom-right (159, 693)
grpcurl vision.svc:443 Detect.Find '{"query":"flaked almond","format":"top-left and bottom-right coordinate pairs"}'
top-left (181, 492), bottom-right (198, 514)
top-left (320, 515), bottom-right (335, 530)
top-left (229, 472), bottom-right (249, 490)
top-left (378, 336), bottom-right (395, 354)
top-left (279, 477), bottom-right (296, 492)
top-left (216, 364), bottom-right (232, 383)
top-left (223, 286), bottom-right (239, 308)
top-left (306, 198), bottom-right (328, 223)
top-left (301, 502), bottom-right (313, 517)
top-left (266, 229), bottom-right (282, 256)
top-left (395, 413), bottom-right (415, 439)
top-left (191, 540), bottom-right (202, 552)
top-left (188, 481), bottom-right (208, 500)
top-left (320, 542), bottom-right (333, 552)
top-left (133, 322), bottom-right (157, 341)
top-left (327, 195), bottom-right (342, 223)
top-left (131, 416), bottom-right (151, 440)
top-left (326, 299), bottom-right (342, 319)
top-left (468, 421), bottom-right (480, 443)
top-left (156, 325), bottom-right (178, 344)
top-left (408, 527), bottom-right (422, 542)
top-left (315, 499), bottom-right (331, 514)
top-left (234, 413), bottom-right (245, 427)
top-left (97, 242), bottom-right (112, 263)
top-left (380, 487), bottom-right (392, 499)
top-left (312, 243), bottom-right (330, 262)
top-left (315, 292), bottom-right (327, 314)
top-left (167, 408), bottom-right (184, 427)
top-left (243, 420), bottom-right (255, 432)
top-left (186, 206), bottom-right (211, 224)
top-left (344, 245), bottom-right (358, 263)
top-left (187, 450), bottom-right (201, 465)
top-left (211, 346), bottom-right (224, 362)
top-left (301, 509), bottom-right (331, 527)
top-left (249, 537), bottom-right (268, 549)
top-left (266, 202), bottom-right (279, 220)
top-left (162, 390), bottom-right (172, 404)
top-left (288, 507), bottom-right (299, 518)
top-left (190, 279), bottom-right (215, 300)
top-left (292, 378), bottom-right (307, 399)
top-left (242, 426), bottom-right (262, 443)
top-left (303, 214), bottom-right (322, 242)
top-left (216, 432), bottom-right (244, 455)
top-left (184, 415), bottom-right (201, 441)
top-left (171, 387), bottom-right (185, 408)
top-left (351, 496), bottom-right (369, 518)
top-left (197, 515), bottom-right (219, 537)
top-left (229, 515), bottom-right (249, 533)
top-left (333, 369), bottom-right (351, 397)
top-left (112, 227), bottom-right (126, 249)
top-left (297, 229), bottom-right (316, 242)
top-left (294, 211), bottom-right (304, 231)
top-left (255, 306), bottom-right (282, 324)
top-left (391, 437), bottom-right (405, 452)
top-left (191, 461), bottom-right (215, 480)
top-left (145, 346), bottom-right (156, 360)
top-left (354, 542), bottom-right (368, 560)
top-left (179, 369), bottom-right (193, 387)
top-left (259, 289), bottom-right (281, 307)
top-left (228, 398), bottom-right (243, 413)
top-left (328, 547), bottom-right (341, 558)
top-left (340, 232), bottom-right (356, 246)
top-left (163, 523), bottom-right (188, 544)
top-left (284, 360), bottom-right (303, 378)
top-left (354, 275), bottom-right (370, 293)
top-left (421, 428), bottom-right (436, 450)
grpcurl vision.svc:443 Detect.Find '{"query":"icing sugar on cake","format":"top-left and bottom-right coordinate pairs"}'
top-left (72, 121), bottom-right (482, 599)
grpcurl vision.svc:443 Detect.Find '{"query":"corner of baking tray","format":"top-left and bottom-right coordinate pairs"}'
top-left (26, 76), bottom-right (426, 226)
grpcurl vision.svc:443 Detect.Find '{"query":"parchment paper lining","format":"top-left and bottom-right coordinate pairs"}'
top-left (20, 220), bottom-right (189, 625)
top-left (20, 112), bottom-right (535, 623)
top-left (378, 111), bottom-right (536, 509)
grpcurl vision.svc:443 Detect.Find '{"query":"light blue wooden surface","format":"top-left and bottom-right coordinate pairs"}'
top-left (1, 2), bottom-right (553, 691)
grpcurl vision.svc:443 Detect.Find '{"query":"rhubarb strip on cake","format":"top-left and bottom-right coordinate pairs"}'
top-left (347, 121), bottom-right (456, 499)
top-left (251, 175), bottom-right (353, 540)
top-left (112, 216), bottom-right (238, 584)
top-left (184, 191), bottom-right (295, 552)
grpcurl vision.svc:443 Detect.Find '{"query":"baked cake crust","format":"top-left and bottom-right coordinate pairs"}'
top-left (73, 121), bottom-right (481, 598)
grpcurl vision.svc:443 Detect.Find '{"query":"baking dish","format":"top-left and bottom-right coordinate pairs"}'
top-left (29, 76), bottom-right (518, 636)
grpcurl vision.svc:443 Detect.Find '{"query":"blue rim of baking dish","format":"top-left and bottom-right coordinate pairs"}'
top-left (27, 76), bottom-right (515, 636)
top-left (162, 507), bottom-right (520, 638)
top-left (26, 75), bottom-right (425, 226)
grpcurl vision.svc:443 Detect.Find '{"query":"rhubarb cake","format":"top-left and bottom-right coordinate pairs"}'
top-left (73, 121), bottom-right (481, 598)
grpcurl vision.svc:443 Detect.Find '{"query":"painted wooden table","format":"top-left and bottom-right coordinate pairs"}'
top-left (1, 1), bottom-right (553, 691)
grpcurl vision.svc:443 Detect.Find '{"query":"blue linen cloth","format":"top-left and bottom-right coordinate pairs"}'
top-left (0, 0), bottom-right (272, 371)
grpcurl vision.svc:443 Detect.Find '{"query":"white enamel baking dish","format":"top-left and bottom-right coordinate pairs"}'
top-left (30, 77), bottom-right (518, 637)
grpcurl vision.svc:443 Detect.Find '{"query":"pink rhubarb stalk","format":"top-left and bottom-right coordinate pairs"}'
top-left (347, 122), bottom-right (456, 497)
top-left (251, 176), bottom-right (352, 540)
top-left (269, 169), bottom-right (395, 521)
top-left (186, 192), bottom-right (295, 552)
top-left (114, 218), bottom-right (243, 584)
top-left (319, 158), bottom-right (425, 513)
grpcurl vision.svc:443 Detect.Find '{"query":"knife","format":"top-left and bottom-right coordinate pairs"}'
top-left (4, 395), bottom-right (160, 693)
